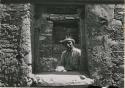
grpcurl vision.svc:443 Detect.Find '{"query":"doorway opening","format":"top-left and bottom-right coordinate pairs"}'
top-left (33, 5), bottom-right (85, 74)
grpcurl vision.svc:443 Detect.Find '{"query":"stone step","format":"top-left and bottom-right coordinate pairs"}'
top-left (34, 74), bottom-right (94, 87)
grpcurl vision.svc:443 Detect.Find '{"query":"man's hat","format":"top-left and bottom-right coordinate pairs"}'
top-left (59, 37), bottom-right (75, 44)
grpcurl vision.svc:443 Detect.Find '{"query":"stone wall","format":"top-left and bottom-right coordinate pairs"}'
top-left (0, 3), bottom-right (32, 86)
top-left (86, 4), bottom-right (124, 87)
top-left (0, 2), bottom-right (124, 87)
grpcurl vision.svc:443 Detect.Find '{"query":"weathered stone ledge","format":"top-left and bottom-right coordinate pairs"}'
top-left (30, 74), bottom-right (94, 86)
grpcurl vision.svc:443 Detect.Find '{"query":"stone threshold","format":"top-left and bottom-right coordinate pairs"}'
top-left (31, 72), bottom-right (94, 86)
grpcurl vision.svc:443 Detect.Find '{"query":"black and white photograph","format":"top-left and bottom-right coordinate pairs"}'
top-left (0, 0), bottom-right (124, 88)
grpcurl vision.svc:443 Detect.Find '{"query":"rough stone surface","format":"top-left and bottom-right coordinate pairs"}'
top-left (0, 3), bottom-right (124, 87)
top-left (86, 4), bottom-right (124, 88)
top-left (35, 74), bottom-right (94, 86)
top-left (0, 3), bottom-right (32, 87)
top-left (21, 4), bottom-right (32, 64)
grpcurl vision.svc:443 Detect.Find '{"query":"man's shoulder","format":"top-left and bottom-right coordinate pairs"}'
top-left (74, 48), bottom-right (81, 52)
top-left (73, 48), bottom-right (81, 53)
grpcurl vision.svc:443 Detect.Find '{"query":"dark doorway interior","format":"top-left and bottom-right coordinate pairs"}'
top-left (33, 6), bottom-right (83, 73)
top-left (53, 20), bottom-right (80, 44)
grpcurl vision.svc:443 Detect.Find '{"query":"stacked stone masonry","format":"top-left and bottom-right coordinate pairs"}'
top-left (0, 4), bottom-right (32, 86)
top-left (0, 3), bottom-right (124, 88)
top-left (86, 4), bottom-right (124, 87)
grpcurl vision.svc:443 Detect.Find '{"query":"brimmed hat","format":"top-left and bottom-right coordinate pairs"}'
top-left (60, 37), bottom-right (75, 44)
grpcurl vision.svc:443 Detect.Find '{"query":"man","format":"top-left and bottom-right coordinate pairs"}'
top-left (55, 37), bottom-right (81, 72)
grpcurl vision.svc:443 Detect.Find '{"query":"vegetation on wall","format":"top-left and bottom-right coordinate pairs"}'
top-left (87, 5), bottom-right (124, 88)
top-left (0, 4), bottom-right (33, 87)
top-left (0, 3), bottom-right (124, 87)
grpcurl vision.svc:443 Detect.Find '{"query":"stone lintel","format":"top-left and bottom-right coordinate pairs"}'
top-left (1, 0), bottom-right (124, 4)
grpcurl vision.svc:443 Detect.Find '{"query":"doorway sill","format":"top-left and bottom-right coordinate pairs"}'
top-left (30, 72), bottom-right (94, 86)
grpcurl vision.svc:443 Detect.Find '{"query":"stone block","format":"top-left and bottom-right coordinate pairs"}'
top-left (35, 74), bottom-right (94, 86)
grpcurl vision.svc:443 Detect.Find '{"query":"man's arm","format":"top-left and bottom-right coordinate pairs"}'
top-left (55, 51), bottom-right (66, 72)
top-left (58, 51), bottom-right (65, 66)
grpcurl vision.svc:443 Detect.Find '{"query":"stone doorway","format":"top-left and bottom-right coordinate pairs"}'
top-left (32, 5), bottom-right (87, 74)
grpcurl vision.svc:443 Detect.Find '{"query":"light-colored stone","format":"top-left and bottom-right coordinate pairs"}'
top-left (21, 8), bottom-right (32, 64)
top-left (89, 5), bottom-right (115, 21)
top-left (36, 74), bottom-right (94, 86)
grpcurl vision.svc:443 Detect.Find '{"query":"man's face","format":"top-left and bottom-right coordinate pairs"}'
top-left (64, 41), bottom-right (74, 50)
